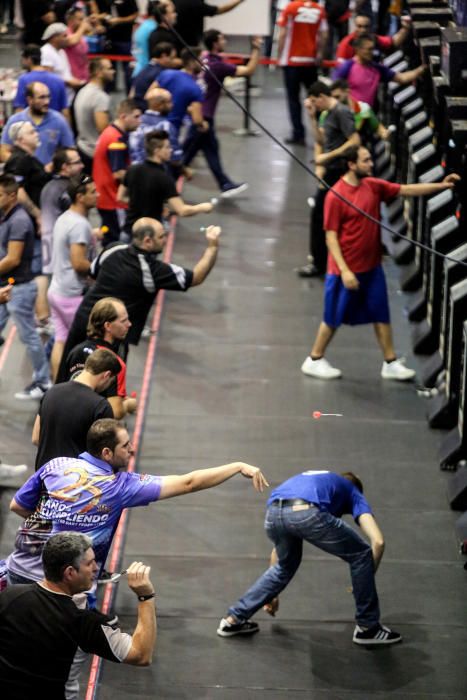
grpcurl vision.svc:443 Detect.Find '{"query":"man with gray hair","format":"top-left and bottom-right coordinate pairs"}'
top-left (1, 81), bottom-right (74, 166)
top-left (0, 532), bottom-right (157, 699)
top-left (58, 217), bottom-right (221, 370)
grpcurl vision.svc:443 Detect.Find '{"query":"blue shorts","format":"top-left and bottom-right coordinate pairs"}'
top-left (323, 265), bottom-right (390, 328)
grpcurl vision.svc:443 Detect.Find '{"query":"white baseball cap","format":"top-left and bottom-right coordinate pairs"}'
top-left (42, 22), bottom-right (68, 41)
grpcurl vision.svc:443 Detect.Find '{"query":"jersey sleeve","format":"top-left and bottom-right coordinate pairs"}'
top-left (350, 490), bottom-right (373, 521)
top-left (13, 77), bottom-right (27, 109)
top-left (277, 4), bottom-right (291, 27)
top-left (337, 105), bottom-right (357, 138)
top-left (378, 63), bottom-right (396, 83)
top-left (151, 259), bottom-right (194, 291)
top-left (78, 610), bottom-right (132, 662)
top-left (203, 3), bottom-right (218, 17)
top-left (323, 190), bottom-right (343, 231)
top-left (376, 35), bottom-right (393, 51)
top-left (369, 178), bottom-right (401, 202)
top-left (121, 472), bottom-right (163, 507)
top-left (107, 140), bottom-right (129, 173)
top-left (14, 470), bottom-right (44, 511)
top-left (336, 35), bottom-right (352, 60)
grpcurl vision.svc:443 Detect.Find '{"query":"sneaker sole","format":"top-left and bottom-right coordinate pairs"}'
top-left (220, 185), bottom-right (249, 199)
top-left (216, 626), bottom-right (259, 638)
top-left (353, 635), bottom-right (402, 646)
top-left (381, 373), bottom-right (415, 381)
top-left (301, 368), bottom-right (342, 379)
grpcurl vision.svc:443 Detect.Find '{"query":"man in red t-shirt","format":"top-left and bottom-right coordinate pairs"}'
top-left (336, 13), bottom-right (410, 61)
top-left (301, 145), bottom-right (460, 381)
top-left (92, 98), bottom-right (141, 242)
top-left (277, 0), bottom-right (328, 144)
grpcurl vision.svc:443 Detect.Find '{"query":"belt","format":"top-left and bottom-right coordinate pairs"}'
top-left (270, 498), bottom-right (317, 508)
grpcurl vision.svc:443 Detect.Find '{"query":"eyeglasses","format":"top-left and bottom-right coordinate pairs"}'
top-left (80, 174), bottom-right (93, 185)
top-left (68, 159), bottom-right (83, 166)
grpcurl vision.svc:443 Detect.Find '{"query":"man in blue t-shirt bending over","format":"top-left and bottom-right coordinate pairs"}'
top-left (217, 470), bottom-right (401, 646)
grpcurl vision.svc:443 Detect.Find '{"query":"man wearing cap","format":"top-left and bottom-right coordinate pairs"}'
top-left (1, 81), bottom-right (75, 166)
top-left (41, 22), bottom-right (86, 105)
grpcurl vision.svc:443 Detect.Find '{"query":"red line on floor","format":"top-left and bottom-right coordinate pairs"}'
top-left (0, 325), bottom-right (16, 373)
top-left (85, 225), bottom-right (176, 700)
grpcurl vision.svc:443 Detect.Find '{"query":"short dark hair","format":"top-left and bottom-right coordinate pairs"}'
top-left (117, 97), bottom-right (139, 115)
top-left (151, 41), bottom-right (175, 59)
top-left (0, 173), bottom-right (19, 195)
top-left (67, 174), bottom-right (93, 203)
top-left (52, 147), bottom-right (78, 175)
top-left (203, 29), bottom-right (222, 51)
top-left (341, 471), bottom-right (364, 493)
top-left (42, 532), bottom-right (93, 583)
top-left (331, 78), bottom-right (349, 92)
top-left (86, 418), bottom-right (125, 457)
top-left (144, 129), bottom-right (169, 157)
top-left (181, 47), bottom-right (201, 67)
top-left (308, 81), bottom-right (331, 98)
top-left (354, 33), bottom-right (375, 49)
top-left (65, 5), bottom-right (84, 21)
top-left (89, 57), bottom-right (108, 77)
top-left (132, 221), bottom-right (159, 243)
top-left (151, 0), bottom-right (170, 23)
top-left (83, 348), bottom-right (121, 376)
top-left (345, 144), bottom-right (364, 165)
top-left (87, 297), bottom-right (124, 338)
top-left (22, 43), bottom-right (41, 64)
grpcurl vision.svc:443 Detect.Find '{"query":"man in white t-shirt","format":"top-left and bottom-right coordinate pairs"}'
top-left (48, 175), bottom-right (96, 379)
top-left (41, 22), bottom-right (85, 105)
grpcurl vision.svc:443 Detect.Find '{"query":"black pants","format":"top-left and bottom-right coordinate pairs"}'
top-left (282, 66), bottom-right (317, 141)
top-left (309, 167), bottom-right (345, 272)
top-left (98, 209), bottom-right (122, 243)
top-left (183, 118), bottom-right (231, 189)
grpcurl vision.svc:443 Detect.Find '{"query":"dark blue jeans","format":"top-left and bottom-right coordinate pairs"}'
top-left (228, 504), bottom-right (380, 627)
top-left (183, 118), bottom-right (232, 190)
top-left (282, 66), bottom-right (317, 140)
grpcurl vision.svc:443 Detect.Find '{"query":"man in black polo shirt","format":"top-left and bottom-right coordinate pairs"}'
top-left (60, 297), bottom-right (137, 419)
top-left (118, 129), bottom-right (213, 233)
top-left (149, 1), bottom-right (183, 59)
top-left (89, 0), bottom-right (138, 92)
top-left (58, 217), bottom-right (221, 368)
top-left (33, 348), bottom-right (119, 470)
top-left (174, 0), bottom-right (246, 46)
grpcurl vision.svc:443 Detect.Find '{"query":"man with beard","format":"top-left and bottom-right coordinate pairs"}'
top-left (301, 146), bottom-right (461, 381)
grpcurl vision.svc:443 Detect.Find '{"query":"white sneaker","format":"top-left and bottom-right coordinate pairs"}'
top-left (0, 462), bottom-right (28, 478)
top-left (381, 358), bottom-right (416, 381)
top-left (301, 356), bottom-right (342, 379)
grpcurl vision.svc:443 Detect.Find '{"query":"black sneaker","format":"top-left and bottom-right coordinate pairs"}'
top-left (217, 617), bottom-right (259, 637)
top-left (353, 623), bottom-right (402, 646)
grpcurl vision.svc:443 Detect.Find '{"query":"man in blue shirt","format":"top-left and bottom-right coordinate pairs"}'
top-left (131, 41), bottom-right (176, 111)
top-left (157, 47), bottom-right (205, 139)
top-left (1, 82), bottom-right (74, 166)
top-left (14, 44), bottom-right (68, 116)
top-left (217, 470), bottom-right (402, 646)
top-left (7, 417), bottom-right (268, 583)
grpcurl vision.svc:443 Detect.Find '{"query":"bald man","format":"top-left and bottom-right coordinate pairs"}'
top-left (57, 218), bottom-right (221, 373)
top-left (129, 87), bottom-right (182, 167)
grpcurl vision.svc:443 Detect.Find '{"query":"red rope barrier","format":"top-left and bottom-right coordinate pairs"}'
top-left (87, 52), bottom-right (337, 68)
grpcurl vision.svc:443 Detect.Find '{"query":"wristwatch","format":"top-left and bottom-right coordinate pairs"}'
top-left (138, 593), bottom-right (155, 602)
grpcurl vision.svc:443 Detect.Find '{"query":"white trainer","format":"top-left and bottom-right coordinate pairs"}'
top-left (381, 358), bottom-right (416, 381)
top-left (301, 356), bottom-right (342, 379)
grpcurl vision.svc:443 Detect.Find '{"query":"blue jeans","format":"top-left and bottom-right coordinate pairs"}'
top-left (183, 119), bottom-right (232, 190)
top-left (0, 280), bottom-right (50, 385)
top-left (228, 504), bottom-right (380, 627)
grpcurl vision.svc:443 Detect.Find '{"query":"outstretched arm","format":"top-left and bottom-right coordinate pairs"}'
top-left (158, 462), bottom-right (269, 500)
top-left (399, 173), bottom-right (461, 197)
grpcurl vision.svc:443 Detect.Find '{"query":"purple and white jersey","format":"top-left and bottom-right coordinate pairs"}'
top-left (8, 452), bottom-right (162, 581)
